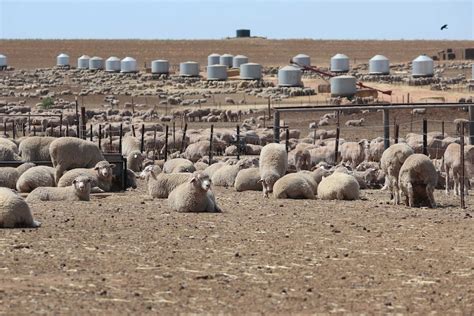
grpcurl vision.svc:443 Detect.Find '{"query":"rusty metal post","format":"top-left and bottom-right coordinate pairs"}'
top-left (119, 124), bottom-right (123, 154)
top-left (140, 124), bottom-right (145, 153)
top-left (66, 122), bottom-right (69, 137)
top-left (334, 127), bottom-right (340, 164)
top-left (164, 125), bottom-right (169, 161)
top-left (394, 124), bottom-right (399, 144)
top-left (81, 106), bottom-right (86, 140)
top-left (273, 110), bottom-right (280, 143)
top-left (285, 128), bottom-right (290, 152)
top-left (441, 121), bottom-right (445, 139)
top-left (180, 123), bottom-right (188, 154)
top-left (109, 123), bottom-right (112, 150)
top-left (236, 125), bottom-right (240, 160)
top-left (89, 124), bottom-right (93, 141)
top-left (75, 97), bottom-right (80, 137)
top-left (383, 106), bottom-right (390, 149)
top-left (469, 105), bottom-right (474, 145)
top-left (460, 123), bottom-right (465, 209)
top-left (12, 122), bottom-right (16, 139)
top-left (173, 121), bottom-right (176, 152)
top-left (153, 126), bottom-right (157, 160)
top-left (132, 124), bottom-right (136, 137)
top-left (209, 124), bottom-right (214, 164)
top-left (422, 119), bottom-right (428, 156)
top-left (98, 124), bottom-right (102, 150)
top-left (33, 125), bottom-right (36, 136)
top-left (59, 113), bottom-right (63, 137)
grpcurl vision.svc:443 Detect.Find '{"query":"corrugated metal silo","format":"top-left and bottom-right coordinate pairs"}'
top-left (369, 55), bottom-right (390, 75)
top-left (278, 65), bottom-right (302, 87)
top-left (121, 57), bottom-right (137, 73)
top-left (330, 75), bottom-right (357, 97)
top-left (208, 53), bottom-right (220, 66)
top-left (106, 56), bottom-right (121, 72)
top-left (57, 53), bottom-right (70, 67)
top-left (151, 60), bottom-right (169, 74)
top-left (233, 55), bottom-right (248, 68)
top-left (180, 61), bottom-right (200, 77)
top-left (292, 54), bottom-right (311, 66)
top-left (330, 53), bottom-right (350, 72)
top-left (207, 64), bottom-right (228, 81)
top-left (220, 54), bottom-right (234, 68)
top-left (412, 55), bottom-right (434, 77)
top-left (77, 55), bottom-right (90, 69)
top-left (240, 63), bottom-right (262, 80)
top-left (89, 56), bottom-right (104, 70)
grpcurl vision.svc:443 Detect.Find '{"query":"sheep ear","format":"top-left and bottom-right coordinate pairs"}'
top-left (189, 177), bottom-right (196, 183)
top-left (110, 164), bottom-right (116, 168)
top-left (73, 179), bottom-right (77, 184)
top-left (257, 179), bottom-right (263, 183)
top-left (94, 166), bottom-right (99, 170)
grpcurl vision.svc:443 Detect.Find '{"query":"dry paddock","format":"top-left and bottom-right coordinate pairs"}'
top-left (0, 181), bottom-right (473, 314)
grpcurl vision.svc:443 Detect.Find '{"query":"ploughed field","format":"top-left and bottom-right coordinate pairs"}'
top-left (0, 183), bottom-right (472, 314)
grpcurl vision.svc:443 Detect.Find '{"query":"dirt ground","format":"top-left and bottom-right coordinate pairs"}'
top-left (0, 182), bottom-right (472, 314)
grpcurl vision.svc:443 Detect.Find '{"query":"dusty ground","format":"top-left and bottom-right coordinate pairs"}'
top-left (0, 182), bottom-right (472, 314)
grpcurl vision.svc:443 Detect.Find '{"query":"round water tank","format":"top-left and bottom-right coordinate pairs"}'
top-left (57, 53), bottom-right (70, 66)
top-left (89, 56), bottom-right (104, 70)
top-left (208, 53), bottom-right (220, 66)
top-left (369, 55), bottom-right (390, 75)
top-left (330, 53), bottom-right (350, 72)
top-left (151, 60), bottom-right (169, 74)
top-left (330, 75), bottom-right (357, 97)
top-left (412, 55), bottom-right (434, 77)
top-left (207, 65), bottom-right (228, 81)
top-left (233, 55), bottom-right (248, 68)
top-left (180, 61), bottom-right (200, 77)
top-left (77, 55), bottom-right (90, 69)
top-left (278, 65), bottom-right (302, 87)
top-left (121, 57), bottom-right (137, 73)
top-left (240, 63), bottom-right (262, 80)
top-left (220, 54), bottom-right (234, 68)
top-left (106, 56), bottom-right (121, 72)
top-left (236, 29), bottom-right (251, 38)
top-left (0, 54), bottom-right (7, 67)
top-left (292, 54), bottom-right (311, 67)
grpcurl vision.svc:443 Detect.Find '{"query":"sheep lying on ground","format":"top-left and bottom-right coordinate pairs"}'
top-left (57, 161), bottom-right (115, 193)
top-left (0, 188), bottom-right (41, 228)
top-left (110, 168), bottom-right (138, 191)
top-left (49, 137), bottom-right (105, 183)
top-left (168, 171), bottom-right (221, 213)
top-left (16, 166), bottom-right (56, 193)
top-left (234, 167), bottom-right (262, 191)
top-left (127, 150), bottom-right (145, 172)
top-left (163, 158), bottom-right (196, 173)
top-left (318, 172), bottom-right (360, 200)
top-left (443, 143), bottom-right (474, 196)
top-left (140, 165), bottom-right (191, 198)
top-left (0, 163), bottom-right (35, 189)
top-left (212, 159), bottom-right (253, 187)
top-left (259, 143), bottom-right (288, 198)
top-left (26, 176), bottom-right (92, 202)
top-left (380, 143), bottom-right (414, 205)
top-left (0, 145), bottom-right (21, 161)
top-left (345, 118), bottom-right (365, 127)
top-left (273, 172), bottom-right (317, 199)
top-left (18, 136), bottom-right (55, 162)
top-left (398, 154), bottom-right (438, 208)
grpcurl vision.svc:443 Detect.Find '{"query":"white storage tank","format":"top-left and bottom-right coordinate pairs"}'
top-left (121, 57), bottom-right (137, 73)
top-left (278, 65), bottom-right (302, 87)
top-left (330, 53), bottom-right (350, 72)
top-left (208, 53), bottom-right (220, 66)
top-left (77, 55), bottom-right (90, 69)
top-left (240, 63), bottom-right (262, 80)
top-left (330, 75), bottom-right (357, 97)
top-left (369, 55), bottom-right (390, 75)
top-left (207, 64), bottom-right (228, 81)
top-left (180, 61), bottom-right (200, 77)
top-left (220, 54), bottom-right (234, 68)
top-left (56, 53), bottom-right (70, 67)
top-left (292, 53), bottom-right (311, 66)
top-left (233, 55), bottom-right (248, 68)
top-left (412, 55), bottom-right (434, 77)
top-left (106, 56), bottom-right (121, 72)
top-left (89, 56), bottom-right (104, 70)
top-left (151, 59), bottom-right (169, 74)
top-left (0, 54), bottom-right (7, 68)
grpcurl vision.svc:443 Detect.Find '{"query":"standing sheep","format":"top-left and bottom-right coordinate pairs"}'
top-left (16, 166), bottom-right (57, 193)
top-left (443, 143), bottom-right (474, 196)
top-left (258, 143), bottom-right (288, 198)
top-left (49, 137), bottom-right (105, 183)
top-left (57, 161), bottom-right (115, 193)
top-left (26, 176), bottom-right (92, 202)
top-left (168, 171), bottom-right (221, 213)
top-left (340, 140), bottom-right (369, 169)
top-left (0, 188), bottom-right (41, 228)
top-left (18, 136), bottom-right (56, 162)
top-left (318, 172), bottom-right (360, 200)
top-left (380, 143), bottom-right (414, 205)
top-left (0, 163), bottom-right (35, 189)
top-left (293, 143), bottom-right (312, 171)
top-left (398, 154), bottom-right (438, 208)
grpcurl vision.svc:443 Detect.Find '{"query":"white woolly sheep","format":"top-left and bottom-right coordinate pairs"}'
top-left (340, 140), bottom-right (369, 169)
top-left (49, 137), bottom-right (105, 183)
top-left (168, 171), bottom-right (221, 213)
top-left (380, 143), bottom-right (414, 205)
top-left (26, 175), bottom-right (92, 202)
top-left (16, 166), bottom-right (56, 193)
top-left (211, 159), bottom-right (252, 187)
top-left (443, 143), bottom-right (474, 196)
top-left (0, 138), bottom-right (18, 154)
top-left (18, 136), bottom-right (56, 162)
top-left (273, 172), bottom-right (316, 199)
top-left (345, 118), bottom-right (365, 127)
top-left (57, 161), bottom-right (115, 193)
top-left (121, 136), bottom-right (141, 157)
top-left (194, 161), bottom-right (209, 171)
top-left (398, 154), bottom-right (438, 208)
top-left (258, 143), bottom-right (288, 198)
top-left (0, 163), bottom-right (35, 189)
top-left (127, 150), bottom-right (145, 172)
top-left (317, 172), bottom-right (360, 200)
top-left (0, 145), bottom-right (21, 161)
top-left (0, 187), bottom-right (41, 228)
top-left (163, 158), bottom-right (196, 173)
top-left (203, 162), bottom-right (226, 178)
top-left (234, 167), bottom-right (262, 192)
top-left (140, 165), bottom-right (192, 198)
top-left (293, 143), bottom-right (312, 171)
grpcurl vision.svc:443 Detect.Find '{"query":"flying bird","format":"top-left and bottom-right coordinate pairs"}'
top-left (440, 24), bottom-right (448, 30)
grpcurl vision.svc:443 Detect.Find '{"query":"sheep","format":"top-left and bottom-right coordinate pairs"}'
top-left (194, 161), bottom-right (209, 171)
top-left (140, 165), bottom-right (192, 198)
top-left (411, 108), bottom-right (426, 115)
top-left (168, 171), bottom-right (221, 213)
top-left (380, 143), bottom-right (414, 205)
top-left (127, 150), bottom-right (145, 172)
top-left (225, 97), bottom-right (235, 105)
top-left (318, 118), bottom-right (329, 126)
top-left (293, 143), bottom-right (312, 171)
top-left (340, 140), bottom-right (369, 169)
top-left (49, 137), bottom-right (105, 183)
top-left (234, 167), bottom-right (262, 192)
top-left (18, 136), bottom-right (55, 162)
top-left (258, 143), bottom-right (288, 198)
top-left (0, 188), bottom-right (41, 228)
top-left (366, 139), bottom-right (385, 162)
top-left (345, 118), bottom-right (365, 127)
top-left (0, 138), bottom-right (18, 154)
top-left (0, 144), bottom-right (21, 161)
top-left (272, 172), bottom-right (316, 199)
top-left (398, 154), bottom-right (438, 208)
top-left (0, 162), bottom-right (35, 189)
top-left (317, 172), bottom-right (360, 200)
top-left (163, 158), bottom-right (196, 173)
top-left (26, 175), bottom-right (92, 202)
top-left (57, 161), bottom-right (115, 193)
top-left (454, 118), bottom-right (469, 136)
top-left (110, 168), bottom-right (138, 191)
top-left (16, 166), bottom-right (56, 193)
top-left (211, 159), bottom-right (252, 187)
top-left (121, 136), bottom-right (141, 156)
top-left (443, 143), bottom-right (474, 196)
top-left (203, 162), bottom-right (226, 178)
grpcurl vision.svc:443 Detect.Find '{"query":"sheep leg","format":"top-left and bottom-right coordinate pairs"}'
top-left (54, 165), bottom-right (65, 184)
top-left (427, 184), bottom-right (436, 208)
top-left (91, 187), bottom-right (105, 193)
top-left (392, 178), bottom-right (399, 205)
top-left (444, 165), bottom-right (450, 195)
top-left (406, 182), bottom-right (414, 207)
top-left (453, 173), bottom-right (460, 196)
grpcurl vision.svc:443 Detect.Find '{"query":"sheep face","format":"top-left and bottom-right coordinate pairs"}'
top-left (190, 173), bottom-right (212, 191)
top-left (258, 172), bottom-right (280, 198)
top-left (73, 176), bottom-right (92, 194)
top-left (95, 164), bottom-right (115, 179)
top-left (139, 165), bottom-right (153, 180)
